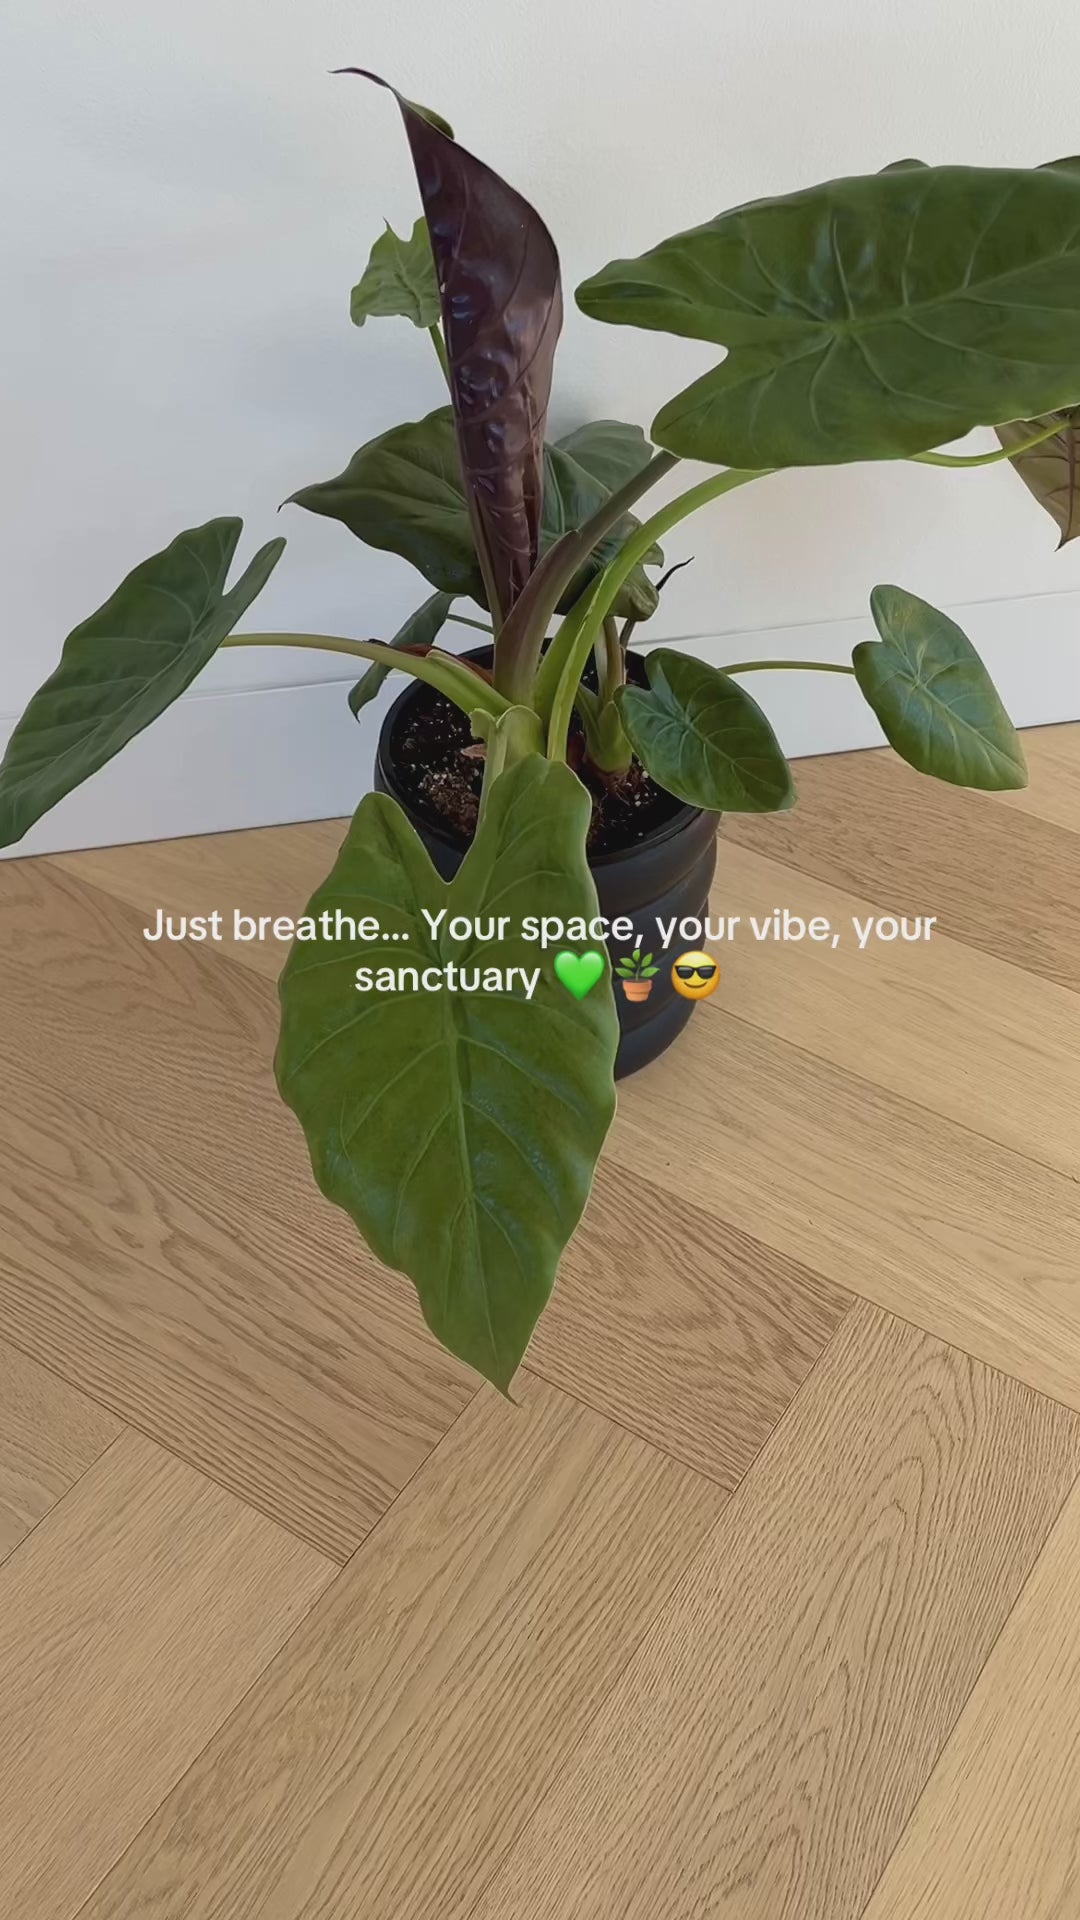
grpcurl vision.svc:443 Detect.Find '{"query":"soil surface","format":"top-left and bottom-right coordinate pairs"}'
top-left (387, 661), bottom-right (685, 856)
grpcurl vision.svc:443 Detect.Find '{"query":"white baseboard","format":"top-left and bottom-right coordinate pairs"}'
top-left (3, 587), bottom-right (1079, 858)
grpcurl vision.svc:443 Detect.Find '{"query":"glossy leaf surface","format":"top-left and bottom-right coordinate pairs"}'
top-left (344, 70), bottom-right (562, 623)
top-left (0, 520), bottom-right (284, 848)
top-left (996, 411), bottom-right (1080, 546)
top-left (617, 648), bottom-right (795, 812)
top-left (854, 585), bottom-right (1027, 788)
top-left (350, 218), bottom-right (440, 330)
top-left (348, 591), bottom-right (454, 717)
top-left (577, 165), bottom-right (1080, 468)
top-left (276, 758), bottom-right (618, 1388)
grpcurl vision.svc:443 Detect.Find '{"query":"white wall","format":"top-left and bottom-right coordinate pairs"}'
top-left (3, 0), bottom-right (1080, 852)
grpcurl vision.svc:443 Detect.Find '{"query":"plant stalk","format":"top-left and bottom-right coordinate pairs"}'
top-left (546, 466), bottom-right (769, 758)
top-left (428, 323), bottom-right (451, 385)
top-left (720, 658), bottom-right (855, 675)
top-left (911, 417), bottom-right (1062, 467)
top-left (495, 448), bottom-right (681, 703)
top-left (221, 632), bottom-right (510, 718)
top-left (596, 615), bottom-right (624, 702)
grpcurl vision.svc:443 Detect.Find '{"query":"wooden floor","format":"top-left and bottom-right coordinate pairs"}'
top-left (2, 725), bottom-right (1079, 1919)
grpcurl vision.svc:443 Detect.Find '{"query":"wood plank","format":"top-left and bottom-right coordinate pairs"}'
top-left (991, 721), bottom-right (1080, 833)
top-left (78, 1374), bottom-right (724, 1920)
top-left (0, 1427), bottom-right (332, 1920)
top-left (470, 1306), bottom-right (1080, 1920)
top-left (724, 746), bottom-right (1080, 990)
top-left (51, 815), bottom-right (345, 982)
top-left (3, 845), bottom-right (849, 1503)
top-left (531, 1165), bottom-right (850, 1485)
top-left (0, 857), bottom-right (475, 1560)
top-left (862, 1473), bottom-right (1080, 1920)
top-left (0, 1339), bottom-right (121, 1563)
top-left (708, 839), bottom-right (1080, 1176)
top-left (611, 1004), bottom-right (1080, 1410)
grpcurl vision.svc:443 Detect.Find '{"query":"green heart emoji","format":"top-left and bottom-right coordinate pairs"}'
top-left (553, 949), bottom-right (606, 1000)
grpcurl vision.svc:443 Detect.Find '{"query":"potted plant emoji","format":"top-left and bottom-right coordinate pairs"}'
top-left (616, 947), bottom-right (661, 1003)
top-left (2, 69), bottom-right (1079, 1389)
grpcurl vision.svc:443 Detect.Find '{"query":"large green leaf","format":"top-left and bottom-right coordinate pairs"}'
top-left (291, 408), bottom-right (661, 616)
top-left (276, 757), bottom-right (618, 1389)
top-left (576, 165), bottom-right (1080, 468)
top-left (551, 419), bottom-right (656, 496)
top-left (350, 218), bottom-right (441, 330)
top-left (996, 410), bottom-right (1080, 547)
top-left (617, 648), bottom-right (795, 811)
top-left (290, 410), bottom-right (480, 596)
top-left (0, 519), bottom-right (284, 849)
top-left (853, 585), bottom-right (1027, 789)
top-left (347, 591), bottom-right (455, 718)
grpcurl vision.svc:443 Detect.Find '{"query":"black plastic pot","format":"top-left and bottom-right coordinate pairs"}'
top-left (374, 656), bottom-right (719, 1078)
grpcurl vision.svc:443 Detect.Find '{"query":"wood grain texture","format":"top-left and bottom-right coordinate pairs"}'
top-left (725, 745), bottom-right (1080, 990)
top-left (471, 1305), bottom-right (1080, 1920)
top-left (52, 814), bottom-right (345, 982)
top-left (79, 1374), bottom-right (724, 1920)
top-left (0, 856), bottom-right (475, 1560)
top-left (710, 839), bottom-right (1080, 1176)
top-left (863, 1473), bottom-right (1080, 1919)
top-left (530, 1165), bottom-right (850, 1485)
top-left (612, 1003), bottom-right (1080, 1410)
top-left (991, 720), bottom-right (1080, 832)
top-left (0, 1428), bottom-right (331, 1920)
top-left (0, 1339), bottom-right (121, 1563)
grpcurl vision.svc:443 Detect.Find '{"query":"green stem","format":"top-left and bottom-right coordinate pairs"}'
top-left (222, 632), bottom-right (510, 719)
top-left (495, 447), bottom-right (681, 703)
top-left (428, 323), bottom-right (450, 386)
top-left (546, 466), bottom-right (769, 759)
top-left (721, 658), bottom-right (855, 676)
top-left (911, 417), bottom-right (1061, 468)
top-left (447, 613), bottom-right (494, 634)
top-left (596, 615), bottom-right (624, 703)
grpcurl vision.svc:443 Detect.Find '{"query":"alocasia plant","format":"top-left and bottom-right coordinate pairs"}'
top-left (3, 70), bottom-right (1079, 1387)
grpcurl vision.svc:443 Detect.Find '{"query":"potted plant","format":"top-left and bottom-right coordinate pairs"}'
top-left (3, 69), bottom-right (1078, 1391)
top-left (615, 948), bottom-right (660, 1003)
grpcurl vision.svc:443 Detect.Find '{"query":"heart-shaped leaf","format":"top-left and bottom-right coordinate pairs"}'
top-left (617, 649), bottom-right (794, 812)
top-left (854, 584), bottom-right (1027, 789)
top-left (576, 165), bottom-right (1080, 468)
top-left (291, 408), bottom-right (661, 616)
top-left (0, 519), bottom-right (284, 849)
top-left (276, 757), bottom-right (618, 1389)
top-left (996, 410), bottom-right (1080, 547)
top-left (347, 591), bottom-right (455, 718)
top-left (350, 218), bottom-right (441, 330)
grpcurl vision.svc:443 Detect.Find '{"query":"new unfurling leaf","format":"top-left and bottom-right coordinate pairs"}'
top-left (342, 70), bottom-right (562, 625)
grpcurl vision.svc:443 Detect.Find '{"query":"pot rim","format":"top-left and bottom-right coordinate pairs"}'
top-left (375, 645), bottom-right (712, 869)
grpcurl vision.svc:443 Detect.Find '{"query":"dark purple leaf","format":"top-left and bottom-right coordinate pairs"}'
top-left (339, 70), bottom-right (563, 625)
top-left (996, 411), bottom-right (1080, 548)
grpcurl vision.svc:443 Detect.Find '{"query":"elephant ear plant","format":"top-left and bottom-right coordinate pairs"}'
top-left (3, 75), bottom-right (1080, 1389)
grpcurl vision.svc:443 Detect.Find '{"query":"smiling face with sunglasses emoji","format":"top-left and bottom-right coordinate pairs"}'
top-left (670, 951), bottom-right (721, 1001)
